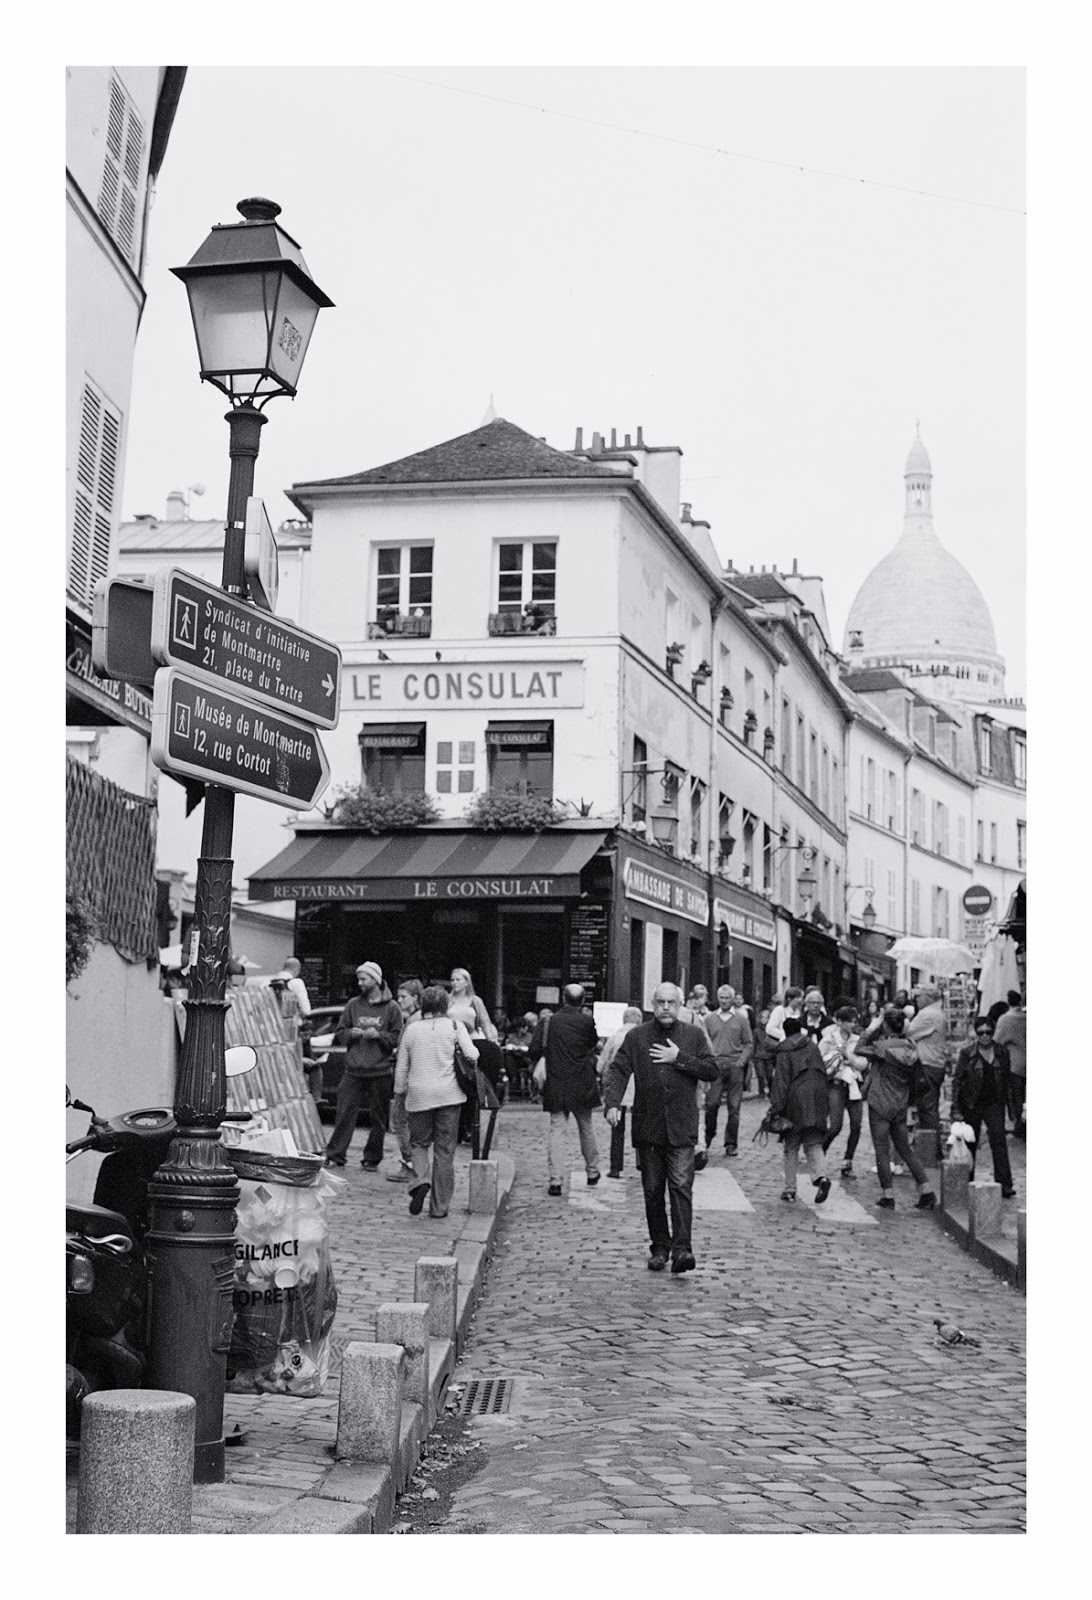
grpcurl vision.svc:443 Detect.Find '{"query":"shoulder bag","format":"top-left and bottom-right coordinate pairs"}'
top-left (451, 1022), bottom-right (478, 1098)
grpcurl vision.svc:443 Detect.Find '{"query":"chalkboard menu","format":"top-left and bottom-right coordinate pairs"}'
top-left (567, 903), bottom-right (609, 1005)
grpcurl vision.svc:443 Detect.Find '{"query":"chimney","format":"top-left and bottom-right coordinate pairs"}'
top-left (574, 427), bottom-right (583, 451)
top-left (681, 502), bottom-right (692, 522)
top-left (792, 557), bottom-right (799, 574)
top-left (165, 490), bottom-right (187, 521)
top-left (636, 426), bottom-right (645, 446)
top-left (761, 564), bottom-right (766, 573)
top-left (610, 428), bottom-right (617, 448)
top-left (591, 431), bottom-right (604, 454)
top-left (624, 433), bottom-right (632, 447)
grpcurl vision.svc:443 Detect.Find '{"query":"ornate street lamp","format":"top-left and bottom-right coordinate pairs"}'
top-left (796, 851), bottom-right (818, 903)
top-left (861, 894), bottom-right (878, 931)
top-left (146, 199), bottom-right (331, 1484)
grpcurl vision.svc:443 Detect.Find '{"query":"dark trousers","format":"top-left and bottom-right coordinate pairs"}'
top-left (823, 1082), bottom-right (863, 1162)
top-left (965, 1101), bottom-right (1013, 1190)
top-left (637, 1142), bottom-right (695, 1257)
top-left (753, 1053), bottom-right (774, 1095)
top-left (327, 1072), bottom-right (392, 1165)
top-left (705, 1063), bottom-right (745, 1151)
top-left (868, 1106), bottom-right (930, 1191)
top-left (914, 1071), bottom-right (944, 1133)
top-left (1008, 1075), bottom-right (1025, 1132)
top-left (609, 1109), bottom-right (627, 1175)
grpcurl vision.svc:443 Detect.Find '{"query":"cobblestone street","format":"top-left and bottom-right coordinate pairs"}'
top-left (430, 1100), bottom-right (1025, 1534)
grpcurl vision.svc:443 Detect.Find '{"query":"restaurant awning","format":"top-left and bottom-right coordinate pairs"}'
top-left (248, 827), bottom-right (610, 903)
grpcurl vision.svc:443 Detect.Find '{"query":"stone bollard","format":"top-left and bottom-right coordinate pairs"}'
top-left (336, 1343), bottom-right (405, 1463)
top-left (941, 1159), bottom-right (971, 1213)
top-left (1017, 1207), bottom-right (1027, 1289)
top-left (76, 1389), bottom-right (194, 1534)
top-left (468, 1159), bottom-right (499, 1214)
top-left (968, 1179), bottom-right (1002, 1242)
top-left (375, 1303), bottom-right (431, 1406)
top-left (415, 1256), bottom-right (459, 1344)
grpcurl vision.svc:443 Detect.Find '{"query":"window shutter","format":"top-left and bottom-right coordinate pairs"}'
top-left (97, 78), bottom-right (143, 265)
top-left (69, 381), bottom-right (122, 609)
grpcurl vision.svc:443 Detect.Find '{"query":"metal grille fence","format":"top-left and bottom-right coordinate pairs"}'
top-left (66, 756), bottom-right (158, 964)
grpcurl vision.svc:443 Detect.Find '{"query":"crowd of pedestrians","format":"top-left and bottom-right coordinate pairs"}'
top-left (305, 949), bottom-right (1024, 1268)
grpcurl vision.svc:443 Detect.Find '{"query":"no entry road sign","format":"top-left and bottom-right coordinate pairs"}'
top-left (151, 668), bottom-right (331, 810)
top-left (151, 567), bottom-right (341, 729)
top-left (962, 884), bottom-right (994, 917)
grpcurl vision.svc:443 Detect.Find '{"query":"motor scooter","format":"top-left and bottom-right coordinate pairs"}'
top-left (65, 1048), bottom-right (257, 1440)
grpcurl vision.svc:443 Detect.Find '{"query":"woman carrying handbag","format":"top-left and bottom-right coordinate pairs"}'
top-left (393, 986), bottom-right (479, 1218)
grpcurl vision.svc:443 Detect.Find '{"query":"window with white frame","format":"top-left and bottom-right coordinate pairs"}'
top-left (884, 769), bottom-right (896, 831)
top-left (957, 815), bottom-right (967, 862)
top-left (976, 819), bottom-right (985, 860)
top-left (809, 730), bottom-right (819, 801)
top-left (359, 723), bottom-right (425, 793)
top-left (689, 778), bottom-right (706, 859)
top-left (486, 721), bottom-right (553, 797)
top-left (910, 788), bottom-right (924, 845)
top-left (932, 800), bottom-right (950, 857)
top-left (742, 811), bottom-right (757, 883)
top-left (1014, 736), bottom-right (1027, 787)
top-left (631, 735), bottom-right (649, 823)
top-left (69, 381), bottom-right (121, 610)
top-left (866, 758), bottom-right (876, 820)
top-left (990, 822), bottom-right (998, 863)
top-left (796, 714), bottom-right (806, 789)
top-left (374, 545), bottom-right (433, 629)
top-left (821, 744), bottom-right (830, 816)
top-left (436, 738), bottom-right (476, 794)
top-left (911, 877), bottom-right (922, 934)
top-left (98, 76), bottom-right (144, 265)
top-left (887, 868), bottom-right (897, 927)
top-left (1017, 819), bottom-right (1026, 869)
top-left (979, 724), bottom-right (993, 772)
top-left (497, 541), bottom-right (556, 616)
top-left (933, 885), bottom-right (950, 939)
top-left (832, 757), bottom-right (841, 827)
top-left (781, 697), bottom-right (791, 775)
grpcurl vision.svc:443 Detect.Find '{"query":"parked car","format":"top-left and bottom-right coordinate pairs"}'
top-left (302, 1006), bottom-right (348, 1123)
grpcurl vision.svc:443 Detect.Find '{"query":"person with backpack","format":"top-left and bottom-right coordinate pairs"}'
top-left (769, 1016), bottom-right (832, 1204)
top-left (857, 1007), bottom-right (937, 1211)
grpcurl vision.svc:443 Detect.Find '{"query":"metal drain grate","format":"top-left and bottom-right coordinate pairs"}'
top-left (456, 1378), bottom-right (512, 1415)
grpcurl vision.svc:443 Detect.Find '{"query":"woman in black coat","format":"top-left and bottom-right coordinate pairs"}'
top-left (770, 1017), bottom-right (831, 1204)
top-left (952, 1017), bottom-right (1015, 1196)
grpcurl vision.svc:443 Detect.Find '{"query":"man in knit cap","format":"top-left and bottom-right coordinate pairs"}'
top-left (325, 961), bottom-right (404, 1170)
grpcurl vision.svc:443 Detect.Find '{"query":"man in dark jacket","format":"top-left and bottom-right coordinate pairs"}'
top-left (325, 961), bottom-right (404, 1170)
top-left (857, 1008), bottom-right (936, 1211)
top-left (530, 984), bottom-right (602, 1196)
top-left (603, 983), bottom-right (719, 1274)
top-left (952, 1017), bottom-right (1015, 1196)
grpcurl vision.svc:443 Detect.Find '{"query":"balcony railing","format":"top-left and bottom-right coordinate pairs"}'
top-left (488, 611), bottom-right (557, 637)
top-left (368, 611), bottom-right (432, 640)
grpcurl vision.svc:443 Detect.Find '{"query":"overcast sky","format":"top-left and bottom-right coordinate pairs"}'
top-left (124, 65), bottom-right (1025, 693)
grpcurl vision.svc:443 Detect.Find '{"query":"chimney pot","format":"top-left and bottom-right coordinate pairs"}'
top-left (591, 431), bottom-right (603, 453)
top-left (574, 427), bottom-right (583, 451)
top-left (610, 428), bottom-right (617, 449)
top-left (636, 426), bottom-right (644, 447)
top-left (624, 433), bottom-right (631, 447)
top-left (792, 557), bottom-right (799, 574)
top-left (165, 490), bottom-right (187, 521)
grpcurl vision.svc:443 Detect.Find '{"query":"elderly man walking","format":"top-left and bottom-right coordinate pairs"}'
top-left (530, 983), bottom-right (602, 1196)
top-left (907, 985), bottom-right (949, 1159)
top-left (603, 984), bottom-right (719, 1274)
top-left (703, 985), bottom-right (753, 1158)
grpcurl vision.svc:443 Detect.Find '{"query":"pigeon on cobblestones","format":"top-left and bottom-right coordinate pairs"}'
top-left (934, 1319), bottom-right (981, 1347)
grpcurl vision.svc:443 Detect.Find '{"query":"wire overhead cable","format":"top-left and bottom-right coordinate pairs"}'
top-left (370, 67), bottom-right (1025, 217)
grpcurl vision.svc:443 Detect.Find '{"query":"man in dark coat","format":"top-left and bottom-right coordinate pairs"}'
top-left (857, 1007), bottom-right (937, 1211)
top-left (770, 1016), bottom-right (831, 1203)
top-left (603, 983), bottom-right (719, 1274)
top-left (530, 984), bottom-right (602, 1196)
top-left (952, 1016), bottom-right (1015, 1195)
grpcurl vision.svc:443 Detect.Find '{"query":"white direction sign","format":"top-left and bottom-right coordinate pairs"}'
top-left (244, 497), bottom-right (279, 613)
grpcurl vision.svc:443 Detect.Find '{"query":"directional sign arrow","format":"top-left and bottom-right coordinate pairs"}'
top-left (151, 567), bottom-right (342, 730)
top-left (151, 668), bottom-right (330, 811)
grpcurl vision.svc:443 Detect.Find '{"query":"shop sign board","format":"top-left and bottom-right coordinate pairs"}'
top-left (347, 659), bottom-right (585, 710)
top-left (713, 896), bottom-right (777, 951)
top-left (250, 874), bottom-right (582, 903)
top-left (151, 668), bottom-right (330, 811)
top-left (68, 610), bottom-right (152, 734)
top-left (151, 568), bottom-right (342, 729)
top-left (622, 857), bottom-right (709, 927)
top-left (243, 497), bottom-right (279, 613)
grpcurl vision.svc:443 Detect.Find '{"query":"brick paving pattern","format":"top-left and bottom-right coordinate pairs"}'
top-left (437, 1099), bottom-right (1025, 1534)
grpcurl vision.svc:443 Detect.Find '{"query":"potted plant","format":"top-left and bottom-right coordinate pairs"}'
top-left (67, 888), bottom-right (97, 984)
top-left (326, 785), bottom-right (440, 834)
top-left (463, 790), bottom-right (563, 832)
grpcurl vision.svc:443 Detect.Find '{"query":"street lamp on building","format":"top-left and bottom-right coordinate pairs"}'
top-left (769, 841), bottom-right (818, 904)
top-left (846, 884), bottom-right (878, 931)
top-left (145, 199), bottom-right (331, 1484)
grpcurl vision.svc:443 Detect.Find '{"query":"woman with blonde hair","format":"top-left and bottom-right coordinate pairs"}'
top-left (394, 986), bottom-right (478, 1217)
top-left (447, 969), bottom-right (499, 1042)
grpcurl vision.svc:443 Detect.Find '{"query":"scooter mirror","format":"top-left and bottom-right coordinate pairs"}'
top-left (66, 1086), bottom-right (73, 1107)
top-left (225, 1045), bottom-right (258, 1078)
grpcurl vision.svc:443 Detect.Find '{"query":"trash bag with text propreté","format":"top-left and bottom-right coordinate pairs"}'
top-left (226, 1154), bottom-right (345, 1397)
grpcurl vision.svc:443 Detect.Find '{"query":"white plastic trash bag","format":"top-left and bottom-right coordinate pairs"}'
top-left (226, 1151), bottom-right (345, 1397)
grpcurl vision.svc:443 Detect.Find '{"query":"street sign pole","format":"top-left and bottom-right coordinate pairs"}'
top-left (145, 404), bottom-right (266, 1484)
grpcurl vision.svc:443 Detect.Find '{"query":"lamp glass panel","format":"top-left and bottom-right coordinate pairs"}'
top-left (267, 275), bottom-right (322, 389)
top-left (186, 269), bottom-right (279, 382)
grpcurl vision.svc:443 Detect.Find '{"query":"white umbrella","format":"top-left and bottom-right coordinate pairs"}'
top-left (885, 936), bottom-right (977, 976)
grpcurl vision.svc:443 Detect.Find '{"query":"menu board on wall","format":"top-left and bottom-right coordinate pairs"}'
top-left (567, 903), bottom-right (609, 1005)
